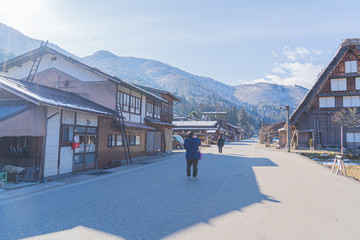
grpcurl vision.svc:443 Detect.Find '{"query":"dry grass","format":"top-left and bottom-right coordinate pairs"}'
top-left (344, 165), bottom-right (360, 180)
top-left (299, 152), bottom-right (360, 181)
top-left (324, 164), bottom-right (360, 181)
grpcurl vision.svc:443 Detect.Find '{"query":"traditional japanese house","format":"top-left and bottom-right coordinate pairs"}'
top-left (201, 112), bottom-right (227, 129)
top-left (136, 86), bottom-right (180, 152)
top-left (290, 38), bottom-right (360, 148)
top-left (226, 123), bottom-right (242, 141)
top-left (259, 121), bottom-right (285, 144)
top-left (0, 45), bottom-right (179, 177)
top-left (0, 75), bottom-right (117, 180)
top-left (172, 121), bottom-right (218, 144)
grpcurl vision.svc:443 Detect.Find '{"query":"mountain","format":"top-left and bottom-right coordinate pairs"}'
top-left (234, 83), bottom-right (308, 108)
top-left (81, 51), bottom-right (309, 122)
top-left (81, 50), bottom-right (237, 106)
top-left (0, 22), bottom-right (309, 126)
top-left (0, 23), bottom-right (77, 61)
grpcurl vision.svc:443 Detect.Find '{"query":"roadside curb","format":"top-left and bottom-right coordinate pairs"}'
top-left (0, 151), bottom-right (183, 201)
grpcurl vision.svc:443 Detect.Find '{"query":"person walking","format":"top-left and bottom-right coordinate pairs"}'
top-left (184, 131), bottom-right (201, 181)
top-left (217, 135), bottom-right (225, 153)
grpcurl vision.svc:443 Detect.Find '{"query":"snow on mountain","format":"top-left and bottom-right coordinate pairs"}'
top-left (0, 22), bottom-right (309, 122)
top-left (234, 82), bottom-right (308, 109)
top-left (81, 50), bottom-right (237, 105)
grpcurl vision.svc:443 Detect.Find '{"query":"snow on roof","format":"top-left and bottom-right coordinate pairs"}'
top-left (0, 75), bottom-right (117, 116)
top-left (172, 121), bottom-right (217, 127)
top-left (227, 123), bottom-right (241, 129)
top-left (202, 112), bottom-right (227, 114)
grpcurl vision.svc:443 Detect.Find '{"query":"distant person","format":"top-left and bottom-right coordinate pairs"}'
top-left (184, 131), bottom-right (201, 181)
top-left (217, 135), bottom-right (225, 153)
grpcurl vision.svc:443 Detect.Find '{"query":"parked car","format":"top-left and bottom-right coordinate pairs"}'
top-left (272, 137), bottom-right (279, 144)
top-left (172, 135), bottom-right (184, 149)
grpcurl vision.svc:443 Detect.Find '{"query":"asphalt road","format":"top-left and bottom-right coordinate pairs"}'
top-left (1, 139), bottom-right (360, 240)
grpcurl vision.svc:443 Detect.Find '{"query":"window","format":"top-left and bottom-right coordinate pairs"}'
top-left (154, 105), bottom-right (160, 119)
top-left (345, 60), bottom-right (357, 74)
top-left (130, 96), bottom-right (141, 114)
top-left (343, 96), bottom-right (360, 107)
top-left (128, 135), bottom-right (135, 146)
top-left (146, 102), bottom-right (154, 117)
top-left (116, 135), bottom-right (123, 146)
top-left (61, 125), bottom-right (74, 143)
top-left (127, 135), bottom-right (141, 146)
top-left (319, 97), bottom-right (335, 108)
top-left (136, 135), bottom-right (141, 145)
top-left (108, 134), bottom-right (116, 147)
top-left (331, 78), bottom-right (347, 91)
top-left (356, 77), bottom-right (360, 90)
top-left (346, 133), bottom-right (360, 143)
top-left (118, 92), bottom-right (130, 112)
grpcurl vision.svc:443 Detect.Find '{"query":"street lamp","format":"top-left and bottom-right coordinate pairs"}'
top-left (280, 105), bottom-right (290, 152)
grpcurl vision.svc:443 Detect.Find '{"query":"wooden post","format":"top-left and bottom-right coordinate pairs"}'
top-left (286, 105), bottom-right (290, 152)
top-left (341, 125), bottom-right (343, 156)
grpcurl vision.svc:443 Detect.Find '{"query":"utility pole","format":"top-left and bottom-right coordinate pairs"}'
top-left (286, 105), bottom-right (290, 152)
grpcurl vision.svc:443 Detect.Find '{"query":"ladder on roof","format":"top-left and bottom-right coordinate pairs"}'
top-left (117, 103), bottom-right (132, 165)
top-left (314, 120), bottom-right (321, 146)
top-left (26, 40), bottom-right (48, 83)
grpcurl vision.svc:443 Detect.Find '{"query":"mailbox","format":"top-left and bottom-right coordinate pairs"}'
top-left (71, 142), bottom-right (80, 149)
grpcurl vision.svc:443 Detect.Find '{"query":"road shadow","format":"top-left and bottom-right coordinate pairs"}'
top-left (0, 152), bottom-right (280, 240)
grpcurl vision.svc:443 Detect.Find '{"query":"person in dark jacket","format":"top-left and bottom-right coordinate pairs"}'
top-left (217, 135), bottom-right (225, 153)
top-left (184, 131), bottom-right (201, 181)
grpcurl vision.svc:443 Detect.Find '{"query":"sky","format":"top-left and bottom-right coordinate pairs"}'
top-left (0, 0), bottom-right (360, 89)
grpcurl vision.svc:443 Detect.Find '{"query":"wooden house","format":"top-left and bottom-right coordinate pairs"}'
top-left (0, 45), bottom-right (179, 179)
top-left (0, 75), bottom-right (117, 179)
top-left (290, 38), bottom-right (360, 148)
top-left (226, 123), bottom-right (242, 141)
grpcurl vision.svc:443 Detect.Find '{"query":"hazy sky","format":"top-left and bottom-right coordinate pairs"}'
top-left (1, 0), bottom-right (360, 88)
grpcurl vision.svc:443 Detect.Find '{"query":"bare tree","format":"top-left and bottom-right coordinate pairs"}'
top-left (332, 108), bottom-right (360, 128)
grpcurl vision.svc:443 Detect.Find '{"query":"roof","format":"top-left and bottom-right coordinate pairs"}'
top-left (227, 123), bottom-right (242, 130)
top-left (290, 39), bottom-right (360, 124)
top-left (173, 127), bottom-right (218, 132)
top-left (172, 121), bottom-right (218, 127)
top-left (135, 85), bottom-right (181, 102)
top-left (123, 121), bottom-right (156, 131)
top-left (0, 75), bottom-right (118, 116)
top-left (262, 121), bottom-right (285, 132)
top-left (145, 117), bottom-right (175, 127)
top-left (0, 100), bottom-right (31, 121)
top-left (173, 112), bottom-right (200, 121)
top-left (0, 46), bottom-right (168, 104)
top-left (202, 112), bottom-right (227, 115)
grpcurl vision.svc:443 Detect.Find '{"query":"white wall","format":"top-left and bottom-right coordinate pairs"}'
top-left (44, 107), bottom-right (61, 177)
top-left (76, 112), bottom-right (98, 127)
top-left (131, 114), bottom-right (141, 123)
top-left (59, 110), bottom-right (75, 174)
top-left (62, 110), bottom-right (75, 124)
top-left (59, 147), bottom-right (73, 174)
top-left (3, 53), bottom-right (108, 83)
top-left (141, 95), bottom-right (146, 123)
top-left (122, 112), bottom-right (130, 122)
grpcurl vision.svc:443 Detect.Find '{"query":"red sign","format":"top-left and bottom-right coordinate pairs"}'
top-left (71, 142), bottom-right (80, 149)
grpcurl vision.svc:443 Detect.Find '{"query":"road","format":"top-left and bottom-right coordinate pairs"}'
top-left (1, 139), bottom-right (360, 240)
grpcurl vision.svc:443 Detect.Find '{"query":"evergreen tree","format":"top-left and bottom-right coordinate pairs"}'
top-left (188, 111), bottom-right (200, 120)
top-left (227, 106), bottom-right (238, 125)
top-left (238, 108), bottom-right (250, 131)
